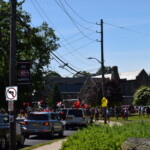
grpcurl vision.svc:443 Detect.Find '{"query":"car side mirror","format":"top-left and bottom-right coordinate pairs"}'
top-left (3, 117), bottom-right (9, 123)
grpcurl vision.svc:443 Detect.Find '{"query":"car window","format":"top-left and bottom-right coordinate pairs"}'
top-left (68, 109), bottom-right (83, 117)
top-left (27, 114), bottom-right (49, 120)
top-left (86, 110), bottom-right (91, 116)
top-left (51, 113), bottom-right (57, 120)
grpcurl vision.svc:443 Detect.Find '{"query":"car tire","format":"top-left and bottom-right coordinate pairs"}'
top-left (24, 134), bottom-right (29, 139)
top-left (58, 126), bottom-right (64, 137)
top-left (1, 137), bottom-right (7, 150)
top-left (50, 128), bottom-right (54, 139)
top-left (65, 125), bottom-right (69, 130)
top-left (17, 134), bottom-right (25, 147)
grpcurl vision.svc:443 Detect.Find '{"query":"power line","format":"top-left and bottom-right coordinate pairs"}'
top-left (54, 0), bottom-right (96, 41)
top-left (32, 0), bottom-right (94, 66)
top-left (104, 22), bottom-right (150, 37)
top-left (51, 51), bottom-right (82, 74)
top-left (63, 0), bottom-right (96, 25)
top-left (61, 40), bottom-right (96, 57)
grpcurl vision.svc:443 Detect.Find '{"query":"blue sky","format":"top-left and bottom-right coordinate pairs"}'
top-left (21, 0), bottom-right (150, 77)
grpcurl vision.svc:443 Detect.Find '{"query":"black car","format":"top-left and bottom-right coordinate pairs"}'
top-left (0, 114), bottom-right (25, 150)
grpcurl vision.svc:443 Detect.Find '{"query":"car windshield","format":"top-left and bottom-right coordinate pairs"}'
top-left (27, 114), bottom-right (49, 120)
top-left (68, 110), bottom-right (82, 117)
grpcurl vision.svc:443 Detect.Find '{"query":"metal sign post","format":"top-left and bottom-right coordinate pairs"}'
top-left (9, 0), bottom-right (17, 149)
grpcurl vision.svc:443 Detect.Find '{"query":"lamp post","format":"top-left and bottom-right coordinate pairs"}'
top-left (87, 20), bottom-right (107, 124)
top-left (87, 56), bottom-right (107, 124)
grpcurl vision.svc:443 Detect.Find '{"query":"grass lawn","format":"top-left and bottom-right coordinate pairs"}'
top-left (109, 113), bottom-right (150, 122)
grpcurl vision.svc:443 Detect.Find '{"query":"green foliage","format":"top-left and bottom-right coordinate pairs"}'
top-left (133, 86), bottom-right (150, 106)
top-left (61, 121), bottom-right (150, 150)
top-left (73, 71), bottom-right (91, 78)
top-left (48, 84), bottom-right (62, 109)
top-left (0, 1), bottom-right (60, 109)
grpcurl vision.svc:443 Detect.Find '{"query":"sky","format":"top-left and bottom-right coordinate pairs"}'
top-left (21, 0), bottom-right (150, 77)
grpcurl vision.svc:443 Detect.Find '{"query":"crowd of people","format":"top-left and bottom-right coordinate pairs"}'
top-left (90, 105), bottom-right (150, 123)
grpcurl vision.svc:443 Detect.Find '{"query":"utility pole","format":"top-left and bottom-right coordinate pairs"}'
top-left (9, 0), bottom-right (17, 149)
top-left (100, 19), bottom-right (107, 124)
top-left (97, 19), bottom-right (107, 124)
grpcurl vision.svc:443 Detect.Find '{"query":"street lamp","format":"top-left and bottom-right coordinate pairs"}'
top-left (87, 57), bottom-right (101, 64)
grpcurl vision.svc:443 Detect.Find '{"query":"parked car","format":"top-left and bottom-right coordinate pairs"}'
top-left (56, 108), bottom-right (68, 120)
top-left (86, 109), bottom-right (94, 123)
top-left (0, 114), bottom-right (25, 150)
top-left (65, 108), bottom-right (91, 129)
top-left (21, 111), bottom-right (64, 139)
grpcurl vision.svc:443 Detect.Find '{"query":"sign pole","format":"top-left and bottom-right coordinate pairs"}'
top-left (9, 0), bottom-right (17, 149)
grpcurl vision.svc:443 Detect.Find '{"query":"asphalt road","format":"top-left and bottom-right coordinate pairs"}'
top-left (19, 130), bottom-right (77, 149)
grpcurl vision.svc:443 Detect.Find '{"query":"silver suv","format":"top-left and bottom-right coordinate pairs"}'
top-left (65, 108), bottom-right (91, 129)
top-left (21, 111), bottom-right (64, 139)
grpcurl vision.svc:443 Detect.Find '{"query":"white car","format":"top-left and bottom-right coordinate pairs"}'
top-left (65, 108), bottom-right (91, 129)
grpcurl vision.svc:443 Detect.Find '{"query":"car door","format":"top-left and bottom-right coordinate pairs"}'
top-left (50, 113), bottom-right (62, 132)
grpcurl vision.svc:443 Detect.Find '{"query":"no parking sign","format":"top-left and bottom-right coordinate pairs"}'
top-left (6, 86), bottom-right (18, 101)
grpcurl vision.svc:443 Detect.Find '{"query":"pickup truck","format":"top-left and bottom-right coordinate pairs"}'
top-left (0, 114), bottom-right (25, 150)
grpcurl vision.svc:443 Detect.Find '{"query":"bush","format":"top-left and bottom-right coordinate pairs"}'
top-left (61, 121), bottom-right (150, 150)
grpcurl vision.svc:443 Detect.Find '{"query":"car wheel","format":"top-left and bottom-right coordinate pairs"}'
top-left (50, 128), bottom-right (54, 139)
top-left (58, 126), bottom-right (64, 137)
top-left (1, 137), bottom-right (7, 150)
top-left (65, 125), bottom-right (69, 130)
top-left (24, 134), bottom-right (29, 139)
top-left (17, 134), bottom-right (25, 147)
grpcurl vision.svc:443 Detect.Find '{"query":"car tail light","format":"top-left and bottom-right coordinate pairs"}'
top-left (60, 112), bottom-right (65, 114)
top-left (66, 115), bottom-right (69, 120)
top-left (22, 121), bottom-right (28, 125)
top-left (82, 115), bottom-right (85, 121)
top-left (42, 122), bottom-right (49, 126)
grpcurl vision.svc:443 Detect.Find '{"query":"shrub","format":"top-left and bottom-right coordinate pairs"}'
top-left (61, 121), bottom-right (150, 150)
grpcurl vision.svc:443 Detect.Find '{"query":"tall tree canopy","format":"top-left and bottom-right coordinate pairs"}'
top-left (133, 86), bottom-right (150, 106)
top-left (0, 0), bottom-right (60, 109)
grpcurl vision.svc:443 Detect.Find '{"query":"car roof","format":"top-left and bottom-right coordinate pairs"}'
top-left (29, 111), bottom-right (55, 115)
top-left (0, 114), bottom-right (9, 117)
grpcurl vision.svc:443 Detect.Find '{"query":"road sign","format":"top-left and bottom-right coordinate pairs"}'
top-left (101, 97), bottom-right (108, 107)
top-left (8, 101), bottom-right (14, 111)
top-left (17, 61), bottom-right (31, 85)
top-left (6, 86), bottom-right (18, 101)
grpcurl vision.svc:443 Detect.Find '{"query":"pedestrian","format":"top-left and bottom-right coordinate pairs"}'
top-left (114, 106), bottom-right (119, 120)
top-left (124, 108), bottom-right (129, 120)
top-left (94, 108), bottom-right (99, 121)
top-left (106, 108), bottom-right (110, 123)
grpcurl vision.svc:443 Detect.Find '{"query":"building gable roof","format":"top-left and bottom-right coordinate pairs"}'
top-left (119, 70), bottom-right (142, 80)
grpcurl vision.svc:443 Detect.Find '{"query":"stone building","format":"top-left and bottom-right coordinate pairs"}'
top-left (43, 67), bottom-right (150, 105)
top-left (120, 69), bottom-right (150, 104)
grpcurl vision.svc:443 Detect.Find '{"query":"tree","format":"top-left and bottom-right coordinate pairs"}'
top-left (48, 84), bottom-right (62, 110)
top-left (0, 0), bottom-right (60, 109)
top-left (80, 78), bottom-right (122, 107)
top-left (133, 86), bottom-right (150, 106)
top-left (96, 66), bottom-right (112, 75)
top-left (73, 71), bottom-right (91, 78)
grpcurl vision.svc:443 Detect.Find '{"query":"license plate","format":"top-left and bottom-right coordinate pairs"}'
top-left (33, 124), bottom-right (37, 126)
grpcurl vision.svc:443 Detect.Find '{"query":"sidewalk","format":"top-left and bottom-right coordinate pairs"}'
top-left (32, 120), bottom-right (121, 150)
top-left (32, 139), bottom-right (66, 150)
